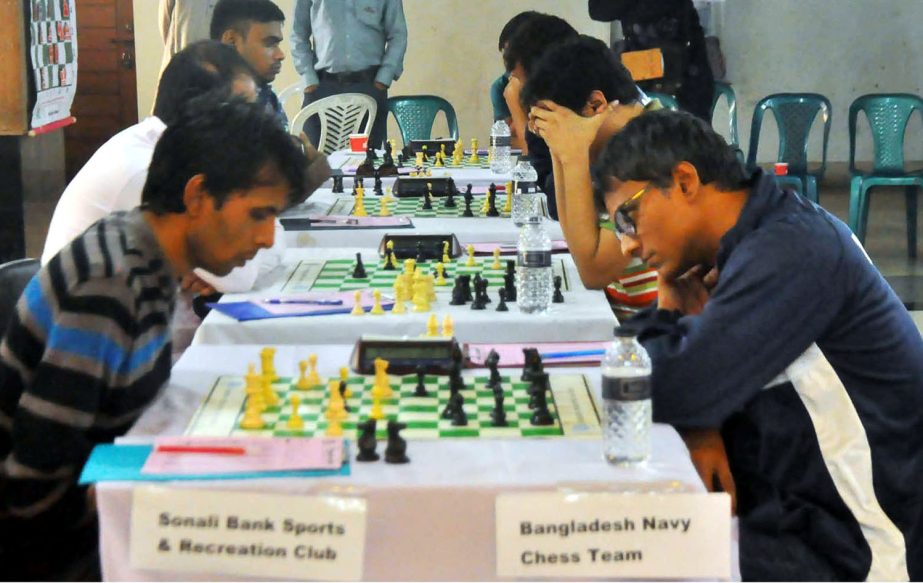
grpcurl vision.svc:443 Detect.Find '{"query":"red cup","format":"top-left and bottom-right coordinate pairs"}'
top-left (349, 133), bottom-right (369, 152)
top-left (774, 162), bottom-right (789, 176)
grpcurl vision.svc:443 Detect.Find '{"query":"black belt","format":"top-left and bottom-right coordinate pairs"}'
top-left (318, 68), bottom-right (376, 84)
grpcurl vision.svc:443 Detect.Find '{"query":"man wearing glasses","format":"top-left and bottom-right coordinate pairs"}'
top-left (600, 110), bottom-right (923, 581)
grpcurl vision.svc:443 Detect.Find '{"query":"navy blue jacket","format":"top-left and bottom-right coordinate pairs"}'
top-left (629, 172), bottom-right (923, 580)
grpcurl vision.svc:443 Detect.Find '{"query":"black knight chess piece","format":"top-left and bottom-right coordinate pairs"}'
top-left (384, 420), bottom-right (410, 464)
top-left (356, 146), bottom-right (377, 178)
top-left (356, 418), bottom-right (380, 462)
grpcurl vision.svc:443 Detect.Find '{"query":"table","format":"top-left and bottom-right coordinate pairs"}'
top-left (192, 248), bottom-right (617, 346)
top-left (284, 189), bottom-right (564, 249)
top-left (97, 344), bottom-right (733, 581)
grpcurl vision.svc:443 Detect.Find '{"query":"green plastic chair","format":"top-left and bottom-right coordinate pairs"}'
top-left (387, 95), bottom-right (459, 144)
top-left (848, 93), bottom-right (923, 257)
top-left (647, 92), bottom-right (680, 111)
top-left (710, 82), bottom-right (739, 146)
top-left (746, 93), bottom-right (831, 204)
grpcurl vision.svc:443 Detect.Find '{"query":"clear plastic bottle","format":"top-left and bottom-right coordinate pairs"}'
top-left (601, 327), bottom-right (652, 465)
top-left (516, 216), bottom-right (552, 314)
top-left (510, 160), bottom-right (539, 227)
top-left (489, 120), bottom-right (513, 174)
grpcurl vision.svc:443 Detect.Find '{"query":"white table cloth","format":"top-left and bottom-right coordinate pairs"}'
top-left (192, 248), bottom-right (617, 346)
top-left (97, 344), bottom-right (738, 581)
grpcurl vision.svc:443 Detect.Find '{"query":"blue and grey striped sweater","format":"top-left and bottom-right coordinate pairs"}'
top-left (0, 209), bottom-right (175, 529)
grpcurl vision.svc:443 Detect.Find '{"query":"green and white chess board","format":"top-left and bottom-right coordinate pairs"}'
top-left (185, 372), bottom-right (602, 440)
top-left (328, 195), bottom-right (518, 218)
top-left (280, 257), bottom-right (569, 294)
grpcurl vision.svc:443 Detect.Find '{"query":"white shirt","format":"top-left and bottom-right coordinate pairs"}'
top-left (42, 116), bottom-right (285, 293)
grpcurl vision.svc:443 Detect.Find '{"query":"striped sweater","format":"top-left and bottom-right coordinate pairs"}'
top-left (0, 209), bottom-right (175, 529)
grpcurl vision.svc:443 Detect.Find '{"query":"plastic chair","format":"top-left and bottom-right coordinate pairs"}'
top-left (848, 93), bottom-right (923, 256)
top-left (290, 93), bottom-right (377, 155)
top-left (647, 92), bottom-right (680, 111)
top-left (746, 93), bottom-right (831, 203)
top-left (711, 82), bottom-right (739, 146)
top-left (0, 258), bottom-right (39, 334)
top-left (276, 80), bottom-right (307, 112)
top-left (387, 95), bottom-right (459, 144)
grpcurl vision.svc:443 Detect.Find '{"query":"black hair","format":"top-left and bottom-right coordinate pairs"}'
top-left (521, 35), bottom-right (639, 112)
top-left (502, 13), bottom-right (578, 76)
top-left (598, 110), bottom-right (749, 203)
top-left (142, 95), bottom-right (308, 214)
top-left (498, 11), bottom-right (540, 52)
top-left (153, 40), bottom-right (256, 126)
top-left (210, 0), bottom-right (285, 40)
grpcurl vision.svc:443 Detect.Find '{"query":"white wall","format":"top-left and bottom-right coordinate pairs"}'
top-left (133, 1), bottom-right (606, 145)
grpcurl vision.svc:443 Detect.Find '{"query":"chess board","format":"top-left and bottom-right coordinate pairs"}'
top-left (328, 195), bottom-right (520, 218)
top-left (340, 152), bottom-right (517, 172)
top-left (185, 372), bottom-right (602, 440)
top-left (280, 257), bottom-right (570, 294)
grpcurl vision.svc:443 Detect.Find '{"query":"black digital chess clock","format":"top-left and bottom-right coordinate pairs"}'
top-left (392, 176), bottom-right (457, 197)
top-left (350, 335), bottom-right (462, 374)
top-left (378, 233), bottom-right (461, 260)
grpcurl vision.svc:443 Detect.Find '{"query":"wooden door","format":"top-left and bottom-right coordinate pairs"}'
top-left (64, 0), bottom-right (137, 178)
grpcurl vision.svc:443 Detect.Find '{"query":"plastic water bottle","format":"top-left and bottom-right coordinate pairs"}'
top-left (489, 120), bottom-right (513, 174)
top-left (516, 216), bottom-right (552, 314)
top-left (601, 327), bottom-right (652, 465)
top-left (510, 160), bottom-right (539, 227)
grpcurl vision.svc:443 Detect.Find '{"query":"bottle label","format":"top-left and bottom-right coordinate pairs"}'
top-left (517, 181), bottom-right (536, 194)
top-left (517, 250), bottom-right (552, 268)
top-left (602, 376), bottom-right (651, 401)
top-left (490, 135), bottom-right (511, 148)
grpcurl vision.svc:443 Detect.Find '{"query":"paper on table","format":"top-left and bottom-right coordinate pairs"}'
top-left (469, 240), bottom-right (568, 255)
top-left (258, 290), bottom-right (393, 316)
top-left (466, 341), bottom-right (609, 367)
top-left (307, 214), bottom-right (412, 228)
top-left (141, 436), bottom-right (344, 475)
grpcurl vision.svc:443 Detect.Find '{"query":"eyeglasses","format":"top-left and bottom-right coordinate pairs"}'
top-left (613, 185), bottom-right (650, 239)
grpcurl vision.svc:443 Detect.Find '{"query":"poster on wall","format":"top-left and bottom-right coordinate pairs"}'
top-left (28, 0), bottom-right (78, 130)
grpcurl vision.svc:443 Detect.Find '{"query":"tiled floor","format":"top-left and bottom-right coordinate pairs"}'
top-left (23, 162), bottom-right (923, 332)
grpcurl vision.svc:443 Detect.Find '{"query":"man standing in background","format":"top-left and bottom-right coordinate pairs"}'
top-left (159, 0), bottom-right (220, 73)
top-left (291, 0), bottom-right (408, 149)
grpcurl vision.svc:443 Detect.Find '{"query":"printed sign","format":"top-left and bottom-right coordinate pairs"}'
top-left (28, 0), bottom-right (77, 129)
top-left (131, 486), bottom-right (367, 581)
top-left (496, 492), bottom-right (731, 579)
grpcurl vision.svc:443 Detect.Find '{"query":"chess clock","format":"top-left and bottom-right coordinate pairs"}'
top-left (378, 233), bottom-right (461, 260)
top-left (392, 176), bottom-right (457, 197)
top-left (350, 335), bottom-right (462, 374)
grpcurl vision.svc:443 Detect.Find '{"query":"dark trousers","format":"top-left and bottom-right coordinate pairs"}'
top-left (302, 70), bottom-right (388, 150)
top-left (0, 516), bottom-right (101, 581)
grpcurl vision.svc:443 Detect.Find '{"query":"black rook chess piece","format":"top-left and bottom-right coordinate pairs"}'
top-left (384, 420), bottom-right (410, 464)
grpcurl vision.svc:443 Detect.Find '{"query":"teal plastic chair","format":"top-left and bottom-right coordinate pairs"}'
top-left (387, 95), bottom-right (459, 144)
top-left (848, 93), bottom-right (923, 257)
top-left (647, 92), bottom-right (680, 111)
top-left (746, 93), bottom-right (831, 204)
top-left (710, 82), bottom-right (739, 146)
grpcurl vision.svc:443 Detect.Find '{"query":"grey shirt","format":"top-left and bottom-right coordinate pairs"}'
top-left (291, 0), bottom-right (408, 87)
top-left (159, 0), bottom-right (220, 73)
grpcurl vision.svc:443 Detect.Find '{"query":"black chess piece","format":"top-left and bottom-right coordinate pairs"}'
top-left (420, 145), bottom-right (429, 162)
top-left (459, 274), bottom-right (473, 303)
top-left (340, 380), bottom-right (351, 412)
top-left (552, 275), bottom-right (564, 303)
top-left (496, 288), bottom-right (509, 311)
top-left (332, 173), bottom-right (344, 193)
top-left (373, 170), bottom-right (383, 196)
top-left (485, 350), bottom-right (502, 390)
top-left (415, 241), bottom-right (426, 264)
top-left (479, 278), bottom-right (491, 304)
top-left (521, 348), bottom-right (543, 382)
top-left (366, 144), bottom-right (378, 162)
top-left (444, 184), bottom-right (457, 208)
top-left (490, 391), bottom-right (509, 427)
top-left (352, 252), bottom-right (367, 278)
top-left (384, 420), bottom-right (410, 464)
top-left (356, 148), bottom-right (376, 177)
top-left (356, 419), bottom-right (380, 462)
top-left (529, 374), bottom-right (554, 426)
top-left (450, 276), bottom-right (467, 305)
top-left (422, 189), bottom-right (433, 211)
top-left (470, 278), bottom-right (486, 310)
top-left (462, 190), bottom-right (474, 217)
top-left (450, 392), bottom-right (468, 426)
top-left (382, 249), bottom-right (396, 271)
top-left (486, 183), bottom-right (500, 217)
top-left (414, 364), bottom-right (430, 397)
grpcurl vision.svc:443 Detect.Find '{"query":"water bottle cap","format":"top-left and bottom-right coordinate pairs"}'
top-left (614, 326), bottom-right (637, 338)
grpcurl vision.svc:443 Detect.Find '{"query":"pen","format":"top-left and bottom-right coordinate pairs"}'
top-left (539, 349), bottom-right (607, 359)
top-left (155, 445), bottom-right (247, 455)
top-left (263, 299), bottom-right (344, 305)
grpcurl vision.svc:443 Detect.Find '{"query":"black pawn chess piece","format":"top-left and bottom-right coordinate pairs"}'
top-left (352, 252), bottom-right (367, 278)
top-left (340, 380), bottom-right (351, 412)
top-left (485, 350), bottom-right (502, 390)
top-left (450, 276), bottom-right (468, 305)
top-left (486, 183), bottom-right (500, 217)
top-left (384, 420), bottom-right (410, 464)
top-left (373, 170), bottom-right (383, 196)
top-left (504, 260), bottom-right (517, 302)
top-left (470, 283), bottom-right (486, 310)
top-left (444, 185), bottom-right (457, 208)
top-left (479, 278), bottom-right (491, 304)
top-left (450, 392), bottom-right (468, 426)
top-left (552, 275), bottom-right (564, 303)
top-left (414, 364), bottom-right (430, 397)
top-left (490, 391), bottom-right (508, 427)
top-left (415, 241), bottom-right (426, 264)
top-left (382, 249), bottom-right (396, 271)
top-left (332, 173), bottom-right (344, 193)
top-left (462, 190), bottom-right (474, 217)
top-left (496, 288), bottom-right (509, 311)
top-left (356, 419), bottom-right (380, 462)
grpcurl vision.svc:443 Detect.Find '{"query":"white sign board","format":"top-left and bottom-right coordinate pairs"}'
top-left (496, 492), bottom-right (731, 579)
top-left (131, 486), bottom-right (367, 581)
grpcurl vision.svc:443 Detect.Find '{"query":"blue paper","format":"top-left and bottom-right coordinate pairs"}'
top-left (78, 444), bottom-right (350, 484)
top-left (208, 301), bottom-right (395, 321)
